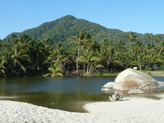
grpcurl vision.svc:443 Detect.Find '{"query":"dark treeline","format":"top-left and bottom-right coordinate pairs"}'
top-left (0, 32), bottom-right (164, 77)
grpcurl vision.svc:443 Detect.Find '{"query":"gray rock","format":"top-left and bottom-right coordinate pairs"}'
top-left (102, 82), bottom-right (115, 89)
top-left (114, 68), bottom-right (160, 90)
top-left (158, 81), bottom-right (164, 87)
top-left (101, 88), bottom-right (110, 91)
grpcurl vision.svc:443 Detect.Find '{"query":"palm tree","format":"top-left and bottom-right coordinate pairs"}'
top-left (155, 36), bottom-right (161, 44)
top-left (42, 38), bottom-right (53, 54)
top-left (79, 49), bottom-right (102, 74)
top-left (31, 40), bottom-right (46, 71)
top-left (18, 34), bottom-right (32, 51)
top-left (88, 39), bottom-right (100, 51)
top-left (131, 41), bottom-right (143, 55)
top-left (9, 35), bottom-right (19, 45)
top-left (128, 32), bottom-right (137, 46)
top-left (131, 52), bottom-right (146, 70)
top-left (105, 46), bottom-right (121, 71)
top-left (48, 43), bottom-right (70, 74)
top-left (10, 45), bottom-right (31, 74)
top-left (0, 56), bottom-right (7, 77)
top-left (144, 49), bottom-right (163, 70)
top-left (69, 31), bottom-right (91, 72)
top-left (97, 45), bottom-right (121, 71)
top-left (148, 33), bottom-right (154, 45)
top-left (116, 40), bottom-right (125, 52)
top-left (158, 42), bottom-right (164, 55)
top-left (43, 63), bottom-right (63, 77)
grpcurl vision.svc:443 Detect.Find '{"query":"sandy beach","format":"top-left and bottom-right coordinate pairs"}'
top-left (0, 96), bottom-right (164, 123)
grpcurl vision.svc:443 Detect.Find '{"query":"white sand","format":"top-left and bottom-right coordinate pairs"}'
top-left (0, 97), bottom-right (164, 123)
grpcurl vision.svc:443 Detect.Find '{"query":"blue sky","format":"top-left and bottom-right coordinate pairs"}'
top-left (1, 0), bottom-right (164, 39)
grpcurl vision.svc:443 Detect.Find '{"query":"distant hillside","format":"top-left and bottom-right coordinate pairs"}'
top-left (4, 15), bottom-right (164, 44)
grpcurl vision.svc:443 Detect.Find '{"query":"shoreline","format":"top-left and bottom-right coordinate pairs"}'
top-left (1, 70), bottom-right (164, 78)
top-left (81, 70), bottom-right (164, 77)
top-left (0, 95), bottom-right (164, 122)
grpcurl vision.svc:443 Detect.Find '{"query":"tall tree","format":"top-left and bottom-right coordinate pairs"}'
top-left (79, 49), bottom-right (102, 74)
top-left (0, 56), bottom-right (7, 77)
top-left (9, 45), bottom-right (31, 75)
top-left (148, 33), bottom-right (154, 45)
top-left (43, 63), bottom-right (63, 77)
top-left (128, 32), bottom-right (137, 46)
top-left (116, 40), bottom-right (125, 52)
top-left (48, 43), bottom-right (70, 74)
top-left (69, 31), bottom-right (91, 72)
top-left (155, 36), bottom-right (161, 44)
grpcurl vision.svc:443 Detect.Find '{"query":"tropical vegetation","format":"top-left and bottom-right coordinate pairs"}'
top-left (0, 31), bottom-right (164, 77)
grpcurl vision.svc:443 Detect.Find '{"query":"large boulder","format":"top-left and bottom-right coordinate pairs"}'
top-left (113, 68), bottom-right (160, 90)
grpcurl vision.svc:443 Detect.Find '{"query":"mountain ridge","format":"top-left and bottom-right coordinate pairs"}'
top-left (4, 15), bottom-right (164, 44)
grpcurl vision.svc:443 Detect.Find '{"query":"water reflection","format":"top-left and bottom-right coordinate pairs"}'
top-left (0, 76), bottom-right (163, 112)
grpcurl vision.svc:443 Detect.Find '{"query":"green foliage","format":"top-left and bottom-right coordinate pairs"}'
top-left (2, 18), bottom-right (164, 77)
top-left (43, 63), bottom-right (63, 77)
top-left (4, 15), bottom-right (164, 46)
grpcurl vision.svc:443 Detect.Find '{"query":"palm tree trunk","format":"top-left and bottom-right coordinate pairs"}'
top-left (87, 64), bottom-right (89, 74)
top-left (76, 45), bottom-right (81, 72)
top-left (106, 62), bottom-right (110, 72)
top-left (139, 64), bottom-right (142, 70)
top-left (83, 64), bottom-right (85, 72)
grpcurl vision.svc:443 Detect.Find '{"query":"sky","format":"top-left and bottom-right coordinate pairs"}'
top-left (1, 0), bottom-right (164, 39)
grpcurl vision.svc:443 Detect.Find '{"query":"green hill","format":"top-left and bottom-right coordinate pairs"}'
top-left (4, 15), bottom-right (164, 44)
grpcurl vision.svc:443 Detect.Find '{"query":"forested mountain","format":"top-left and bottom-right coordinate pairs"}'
top-left (3, 15), bottom-right (164, 45)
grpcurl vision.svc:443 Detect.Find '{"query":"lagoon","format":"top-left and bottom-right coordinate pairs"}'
top-left (0, 76), bottom-right (164, 112)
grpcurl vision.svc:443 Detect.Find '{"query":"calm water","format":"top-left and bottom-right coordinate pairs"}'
top-left (0, 76), bottom-right (164, 112)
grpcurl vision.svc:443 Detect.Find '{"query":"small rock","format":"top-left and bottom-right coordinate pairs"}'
top-left (101, 88), bottom-right (110, 91)
top-left (158, 81), bottom-right (164, 87)
top-left (102, 82), bottom-right (115, 89)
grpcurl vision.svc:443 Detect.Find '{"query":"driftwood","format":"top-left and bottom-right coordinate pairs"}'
top-left (108, 91), bottom-right (123, 102)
